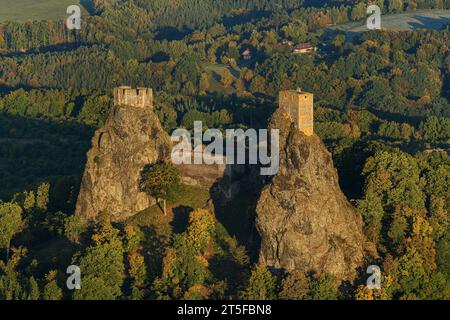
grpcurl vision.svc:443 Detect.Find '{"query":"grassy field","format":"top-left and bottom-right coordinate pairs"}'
top-left (331, 9), bottom-right (450, 33)
top-left (202, 63), bottom-right (240, 94)
top-left (125, 185), bottom-right (211, 230)
top-left (0, 0), bottom-right (83, 21)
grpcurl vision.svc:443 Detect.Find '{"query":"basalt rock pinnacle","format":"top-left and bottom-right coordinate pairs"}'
top-left (256, 107), bottom-right (374, 282)
top-left (75, 97), bottom-right (171, 221)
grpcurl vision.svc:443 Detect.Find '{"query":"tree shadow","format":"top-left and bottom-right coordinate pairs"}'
top-left (171, 205), bottom-right (193, 234)
top-left (334, 141), bottom-right (375, 200)
top-left (0, 43), bottom-right (92, 57)
top-left (141, 225), bottom-right (170, 282)
top-left (154, 27), bottom-right (187, 41)
top-left (209, 254), bottom-right (245, 296)
top-left (408, 15), bottom-right (450, 30)
top-left (79, 0), bottom-right (95, 15)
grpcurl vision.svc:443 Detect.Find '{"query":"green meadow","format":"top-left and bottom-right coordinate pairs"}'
top-left (331, 9), bottom-right (450, 33)
top-left (0, 0), bottom-right (82, 21)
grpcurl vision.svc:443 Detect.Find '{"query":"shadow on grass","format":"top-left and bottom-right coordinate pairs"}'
top-left (171, 205), bottom-right (193, 234)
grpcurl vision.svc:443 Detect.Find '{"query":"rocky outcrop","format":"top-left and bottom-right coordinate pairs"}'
top-left (256, 108), bottom-right (374, 282)
top-left (75, 103), bottom-right (171, 221)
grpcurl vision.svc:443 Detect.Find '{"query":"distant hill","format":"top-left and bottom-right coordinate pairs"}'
top-left (0, 0), bottom-right (83, 22)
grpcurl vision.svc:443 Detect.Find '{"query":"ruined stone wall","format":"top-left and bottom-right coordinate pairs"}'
top-left (113, 86), bottom-right (153, 109)
top-left (173, 149), bottom-right (227, 189)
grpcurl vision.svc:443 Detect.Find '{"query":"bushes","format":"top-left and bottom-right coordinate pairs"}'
top-left (241, 265), bottom-right (277, 300)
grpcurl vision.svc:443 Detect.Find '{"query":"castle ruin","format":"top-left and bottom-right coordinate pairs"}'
top-left (113, 86), bottom-right (153, 109)
top-left (279, 88), bottom-right (313, 136)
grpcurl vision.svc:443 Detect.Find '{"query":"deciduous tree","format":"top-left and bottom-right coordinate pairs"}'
top-left (0, 202), bottom-right (23, 260)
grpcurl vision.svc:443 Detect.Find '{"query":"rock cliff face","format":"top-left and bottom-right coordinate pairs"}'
top-left (256, 108), bottom-right (373, 282)
top-left (75, 103), bottom-right (171, 221)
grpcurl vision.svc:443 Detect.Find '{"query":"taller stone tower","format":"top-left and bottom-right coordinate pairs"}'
top-left (279, 88), bottom-right (313, 136)
top-left (256, 104), bottom-right (374, 283)
top-left (113, 86), bottom-right (153, 109)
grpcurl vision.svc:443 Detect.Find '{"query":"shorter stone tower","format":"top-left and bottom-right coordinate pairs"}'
top-left (113, 86), bottom-right (153, 108)
top-left (279, 88), bottom-right (313, 136)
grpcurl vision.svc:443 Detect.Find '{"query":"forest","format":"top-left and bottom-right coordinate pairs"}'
top-left (0, 0), bottom-right (449, 300)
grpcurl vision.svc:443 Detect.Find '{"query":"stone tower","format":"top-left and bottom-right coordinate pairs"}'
top-left (113, 86), bottom-right (153, 109)
top-left (279, 88), bottom-right (313, 136)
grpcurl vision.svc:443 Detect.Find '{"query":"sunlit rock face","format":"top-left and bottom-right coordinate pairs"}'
top-left (75, 90), bottom-right (171, 221)
top-left (256, 107), bottom-right (375, 282)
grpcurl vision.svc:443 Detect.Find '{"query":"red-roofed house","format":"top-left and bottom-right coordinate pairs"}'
top-left (242, 48), bottom-right (252, 60)
top-left (293, 43), bottom-right (317, 54)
